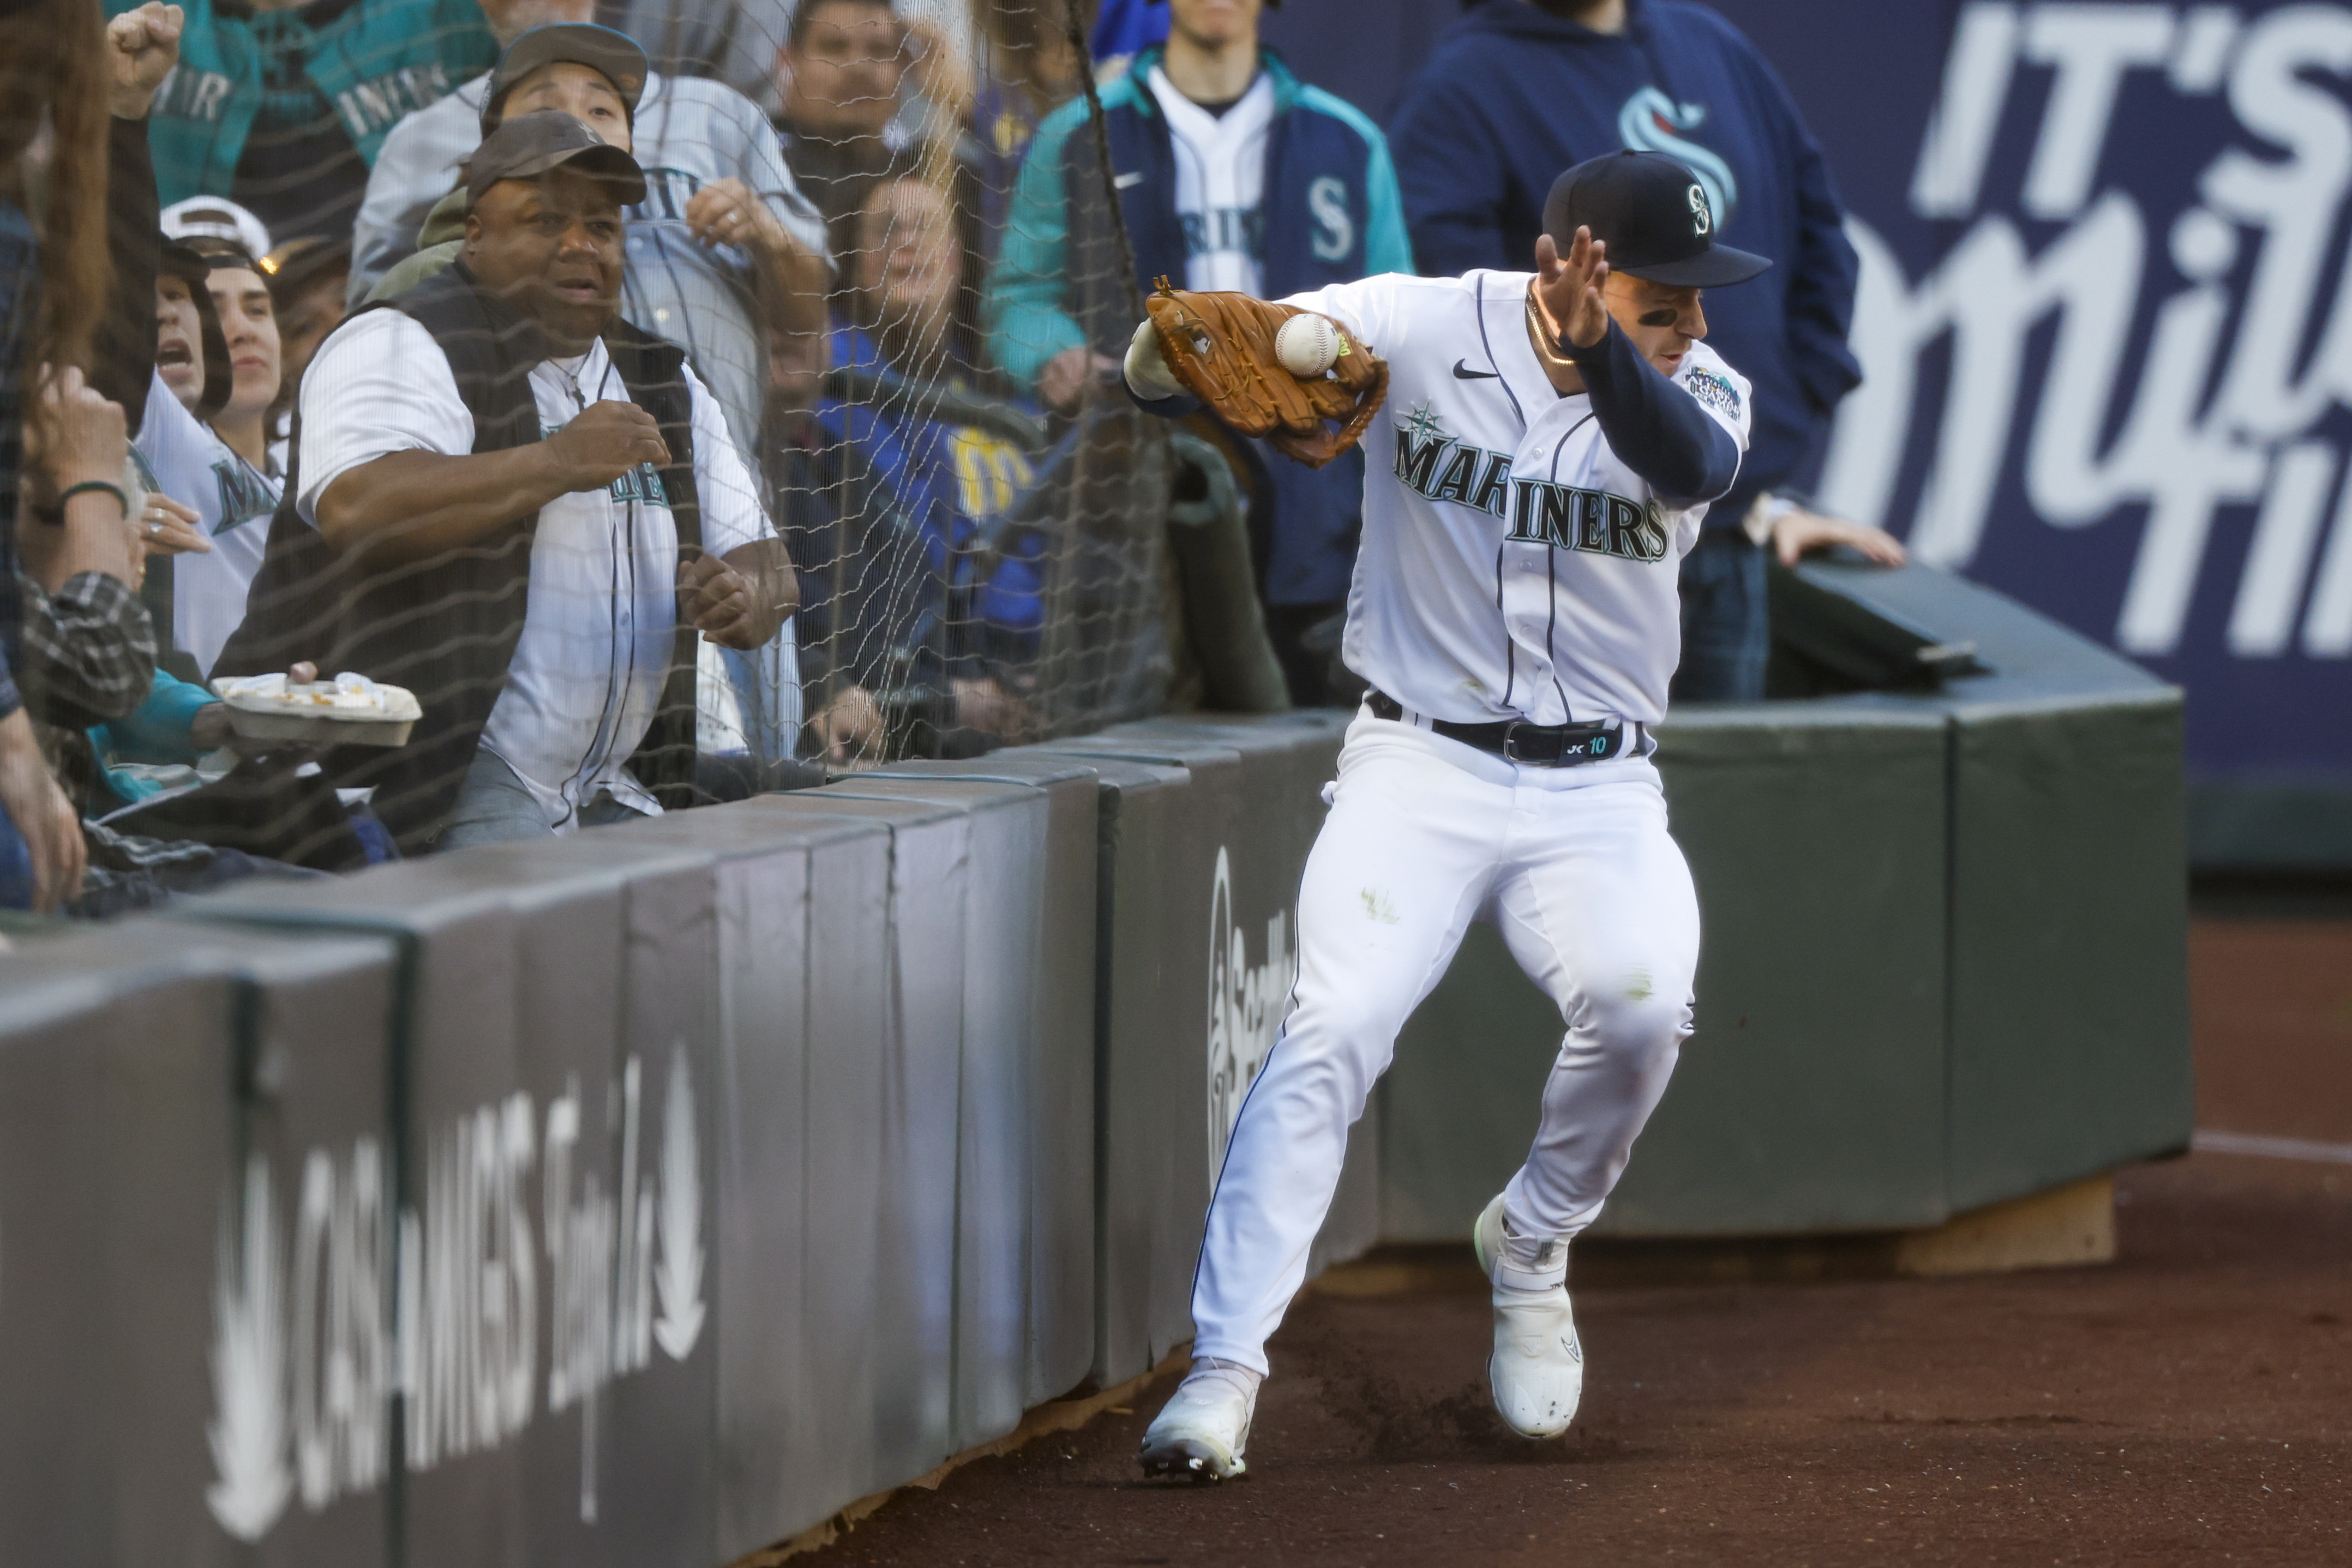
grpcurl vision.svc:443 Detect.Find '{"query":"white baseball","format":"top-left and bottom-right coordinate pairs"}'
top-left (1276, 313), bottom-right (1341, 378)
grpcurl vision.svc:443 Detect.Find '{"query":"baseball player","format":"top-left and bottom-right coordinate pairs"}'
top-left (1124, 150), bottom-right (1764, 1479)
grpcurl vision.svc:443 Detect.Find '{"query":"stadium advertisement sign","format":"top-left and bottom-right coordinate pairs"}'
top-left (201, 1050), bottom-right (704, 1548)
top-left (1709, 0), bottom-right (2352, 831)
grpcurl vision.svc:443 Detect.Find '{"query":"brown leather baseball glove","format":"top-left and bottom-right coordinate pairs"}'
top-left (1144, 280), bottom-right (1388, 468)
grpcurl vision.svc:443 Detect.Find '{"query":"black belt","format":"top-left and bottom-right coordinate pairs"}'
top-left (1366, 691), bottom-right (1642, 767)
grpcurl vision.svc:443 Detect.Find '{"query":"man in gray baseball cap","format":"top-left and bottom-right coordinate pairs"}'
top-left (464, 107), bottom-right (645, 214)
top-left (350, 11), bottom-right (830, 456)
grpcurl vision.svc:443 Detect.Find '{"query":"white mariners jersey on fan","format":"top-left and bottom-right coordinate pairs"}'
top-left (131, 369), bottom-right (286, 678)
top-left (1278, 270), bottom-right (1751, 728)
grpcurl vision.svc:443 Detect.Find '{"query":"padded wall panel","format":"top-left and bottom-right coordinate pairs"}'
top-left (0, 935), bottom-right (239, 1568)
top-left (1785, 561), bottom-right (2194, 1209)
top-left (1382, 707), bottom-right (1952, 1240)
top-left (0, 924), bottom-right (395, 1568)
top-left (988, 752), bottom-right (1195, 1386)
top-left (1944, 694), bottom-right (2193, 1211)
top-left (193, 866), bottom-right (533, 1568)
top-left (830, 776), bottom-right (1096, 1415)
top-left (191, 839), bottom-right (727, 1568)
top-left (747, 805), bottom-right (890, 1525)
top-left (1097, 715), bottom-right (1373, 1270)
top-left (1018, 740), bottom-right (1239, 1369)
top-left (747, 795), bottom-right (969, 1483)
top-left (602, 806), bottom-right (881, 1560)
top-left (859, 759), bottom-right (1102, 1406)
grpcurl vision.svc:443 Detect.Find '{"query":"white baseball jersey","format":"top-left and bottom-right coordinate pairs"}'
top-left (1150, 67), bottom-right (1276, 297)
top-left (1276, 270), bottom-right (1751, 729)
top-left (131, 370), bottom-right (286, 677)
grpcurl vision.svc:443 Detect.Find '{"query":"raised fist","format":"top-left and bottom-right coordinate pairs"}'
top-left (542, 400), bottom-right (669, 493)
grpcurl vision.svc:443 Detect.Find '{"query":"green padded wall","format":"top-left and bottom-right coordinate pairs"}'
top-left (1381, 705), bottom-right (1952, 1241)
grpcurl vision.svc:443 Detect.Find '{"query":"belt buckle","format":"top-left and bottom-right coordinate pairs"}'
top-left (1501, 721), bottom-right (1549, 765)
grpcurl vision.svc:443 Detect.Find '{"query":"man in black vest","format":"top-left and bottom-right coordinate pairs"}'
top-left (223, 112), bottom-right (795, 854)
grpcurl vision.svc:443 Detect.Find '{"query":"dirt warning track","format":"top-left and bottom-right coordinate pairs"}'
top-left (801, 914), bottom-right (2352, 1566)
top-left (800, 1151), bottom-right (2347, 1567)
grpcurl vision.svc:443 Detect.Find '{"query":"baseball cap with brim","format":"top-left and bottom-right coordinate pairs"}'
top-left (1543, 151), bottom-right (1770, 290)
top-left (487, 22), bottom-right (649, 127)
top-left (159, 196), bottom-right (273, 264)
top-left (466, 111), bottom-right (648, 207)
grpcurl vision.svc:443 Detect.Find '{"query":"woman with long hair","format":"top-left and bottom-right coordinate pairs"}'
top-left (0, 0), bottom-right (182, 909)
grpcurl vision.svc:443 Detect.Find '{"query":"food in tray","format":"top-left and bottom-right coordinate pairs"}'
top-left (208, 671), bottom-right (422, 747)
top-left (211, 671), bottom-right (423, 723)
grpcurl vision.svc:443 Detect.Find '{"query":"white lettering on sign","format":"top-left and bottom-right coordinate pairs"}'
top-left (1823, 1), bottom-right (2352, 660)
top-left (202, 1049), bottom-right (706, 1541)
top-left (1205, 846), bottom-right (1298, 1179)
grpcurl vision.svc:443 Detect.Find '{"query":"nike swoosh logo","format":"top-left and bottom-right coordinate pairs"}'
top-left (1453, 359), bottom-right (1500, 380)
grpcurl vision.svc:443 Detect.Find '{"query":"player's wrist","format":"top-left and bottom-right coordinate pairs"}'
top-left (1124, 319), bottom-right (1182, 400)
top-left (1562, 313), bottom-right (1610, 355)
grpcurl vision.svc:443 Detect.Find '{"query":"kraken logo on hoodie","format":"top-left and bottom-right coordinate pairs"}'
top-left (1618, 86), bottom-right (1739, 230)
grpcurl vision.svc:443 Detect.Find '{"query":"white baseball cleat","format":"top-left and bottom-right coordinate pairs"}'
top-left (1137, 1361), bottom-right (1256, 1482)
top-left (1473, 1193), bottom-right (1584, 1439)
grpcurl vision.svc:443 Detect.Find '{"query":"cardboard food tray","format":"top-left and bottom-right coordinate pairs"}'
top-left (221, 706), bottom-right (416, 748)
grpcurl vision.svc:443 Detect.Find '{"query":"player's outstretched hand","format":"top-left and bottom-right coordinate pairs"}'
top-left (1535, 226), bottom-right (1611, 351)
top-left (543, 400), bottom-right (670, 493)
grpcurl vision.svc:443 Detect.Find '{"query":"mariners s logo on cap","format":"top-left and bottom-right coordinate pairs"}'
top-left (1688, 184), bottom-right (1711, 236)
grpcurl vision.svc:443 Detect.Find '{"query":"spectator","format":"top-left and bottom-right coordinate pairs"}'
top-left (116, 0), bottom-right (496, 247)
top-left (773, 0), bottom-right (922, 270)
top-left (1387, 0), bottom-right (1903, 702)
top-left (220, 113), bottom-right (796, 852)
top-left (2, 0), bottom-right (185, 910)
top-left (260, 233), bottom-right (351, 396)
top-left (964, 0), bottom-right (1085, 261)
top-left (984, 0), bottom-right (1412, 706)
top-left (799, 170), bottom-right (1046, 762)
top-left (136, 235), bottom-right (285, 677)
top-left (1088, 0), bottom-right (1169, 76)
top-left (353, 17), bottom-right (830, 455)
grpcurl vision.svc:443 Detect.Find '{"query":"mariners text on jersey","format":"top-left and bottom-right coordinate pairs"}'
top-left (1274, 269), bottom-right (1753, 729)
top-left (1393, 405), bottom-right (1670, 564)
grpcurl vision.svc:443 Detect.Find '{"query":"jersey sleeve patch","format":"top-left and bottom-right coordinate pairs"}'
top-left (1682, 366), bottom-right (1743, 422)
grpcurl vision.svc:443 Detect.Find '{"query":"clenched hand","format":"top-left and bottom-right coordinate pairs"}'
top-left (677, 551), bottom-right (761, 649)
top-left (543, 400), bottom-right (669, 492)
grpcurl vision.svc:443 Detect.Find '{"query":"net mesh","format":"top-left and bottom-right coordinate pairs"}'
top-left (160, 0), bottom-right (1181, 861)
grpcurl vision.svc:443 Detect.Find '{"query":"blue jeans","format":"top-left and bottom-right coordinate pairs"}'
top-left (1674, 527), bottom-right (1770, 704)
top-left (436, 748), bottom-right (646, 853)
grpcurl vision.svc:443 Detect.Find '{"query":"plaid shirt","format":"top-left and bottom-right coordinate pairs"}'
top-left (16, 570), bottom-right (156, 730)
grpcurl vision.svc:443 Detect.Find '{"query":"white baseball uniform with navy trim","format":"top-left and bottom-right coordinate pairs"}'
top-left (131, 370), bottom-right (286, 678)
top-left (1184, 269), bottom-right (1750, 1374)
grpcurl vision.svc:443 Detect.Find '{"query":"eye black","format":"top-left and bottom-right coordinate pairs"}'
top-left (1638, 308), bottom-right (1678, 328)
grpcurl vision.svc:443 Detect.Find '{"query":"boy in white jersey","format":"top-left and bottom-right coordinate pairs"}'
top-left (138, 232), bottom-right (288, 677)
top-left (1127, 151), bottom-right (1765, 1479)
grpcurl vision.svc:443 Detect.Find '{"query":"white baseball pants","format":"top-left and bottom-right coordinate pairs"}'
top-left (1190, 712), bottom-right (1701, 1375)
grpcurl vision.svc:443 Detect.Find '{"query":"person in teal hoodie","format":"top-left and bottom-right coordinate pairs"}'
top-left (985, 0), bottom-right (1410, 705)
top-left (113, 0), bottom-right (496, 245)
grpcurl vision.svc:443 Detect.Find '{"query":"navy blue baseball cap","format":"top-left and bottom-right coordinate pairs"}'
top-left (1543, 151), bottom-right (1770, 289)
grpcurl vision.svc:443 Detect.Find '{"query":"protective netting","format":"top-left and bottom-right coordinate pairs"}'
top-left (139, 0), bottom-right (1182, 862)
